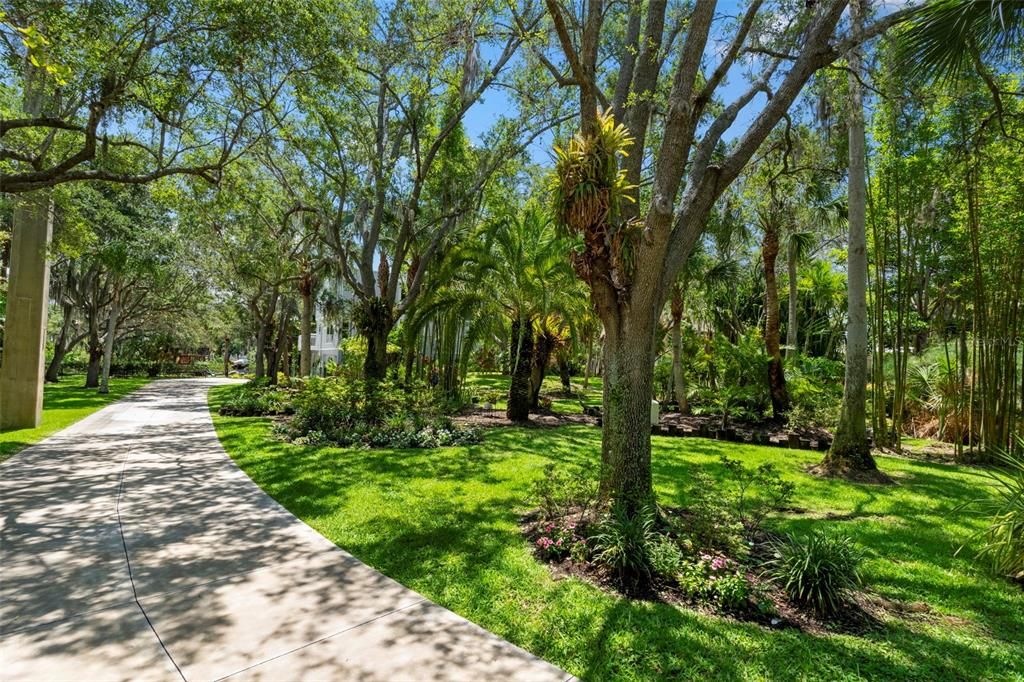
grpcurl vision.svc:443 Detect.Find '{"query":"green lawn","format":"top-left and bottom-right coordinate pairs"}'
top-left (464, 371), bottom-right (603, 414)
top-left (1, 376), bottom-right (150, 463)
top-left (209, 384), bottom-right (1024, 681)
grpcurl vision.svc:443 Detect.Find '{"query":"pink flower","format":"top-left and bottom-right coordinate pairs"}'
top-left (711, 557), bottom-right (727, 571)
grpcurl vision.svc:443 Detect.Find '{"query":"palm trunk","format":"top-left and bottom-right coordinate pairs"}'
top-left (529, 329), bottom-right (554, 408)
top-left (98, 281), bottom-right (121, 394)
top-left (0, 61), bottom-right (53, 429)
top-left (823, 0), bottom-right (876, 472)
top-left (507, 317), bottom-right (533, 422)
top-left (763, 218), bottom-right (790, 419)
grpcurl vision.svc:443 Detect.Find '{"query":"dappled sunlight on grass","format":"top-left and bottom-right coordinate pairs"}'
top-left (209, 384), bottom-right (1024, 681)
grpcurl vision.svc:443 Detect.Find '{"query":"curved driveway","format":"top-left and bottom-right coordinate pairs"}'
top-left (1, 379), bottom-right (569, 681)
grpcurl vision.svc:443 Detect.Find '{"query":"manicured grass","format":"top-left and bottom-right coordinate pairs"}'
top-left (209, 384), bottom-right (1024, 681)
top-left (1, 376), bottom-right (151, 463)
top-left (464, 371), bottom-right (603, 414)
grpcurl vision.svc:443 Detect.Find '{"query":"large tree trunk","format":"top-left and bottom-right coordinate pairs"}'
top-left (357, 298), bottom-right (393, 383)
top-left (45, 299), bottom-right (78, 383)
top-left (254, 323), bottom-right (268, 379)
top-left (98, 282), bottom-right (121, 394)
top-left (786, 238), bottom-right (799, 357)
top-left (507, 317), bottom-right (534, 422)
top-left (763, 218), bottom-right (790, 420)
top-left (85, 345), bottom-right (103, 388)
top-left (364, 327), bottom-right (390, 382)
top-left (599, 320), bottom-right (656, 511)
top-left (823, 0), bottom-right (877, 473)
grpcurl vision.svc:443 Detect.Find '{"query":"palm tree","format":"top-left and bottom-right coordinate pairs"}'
top-left (898, 0), bottom-right (1023, 83)
top-left (823, 0), bottom-right (877, 474)
top-left (457, 205), bottom-right (583, 421)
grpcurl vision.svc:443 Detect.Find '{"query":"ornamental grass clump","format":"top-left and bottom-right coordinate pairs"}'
top-left (768, 530), bottom-right (864, 615)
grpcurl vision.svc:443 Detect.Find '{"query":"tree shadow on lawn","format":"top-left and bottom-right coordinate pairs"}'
top-left (217, 416), bottom-right (1024, 680)
top-left (578, 592), bottom-right (1022, 680)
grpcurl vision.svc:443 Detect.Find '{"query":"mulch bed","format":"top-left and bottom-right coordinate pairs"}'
top-left (453, 408), bottom-right (596, 428)
top-left (521, 509), bottom-right (891, 637)
top-left (455, 405), bottom-right (835, 453)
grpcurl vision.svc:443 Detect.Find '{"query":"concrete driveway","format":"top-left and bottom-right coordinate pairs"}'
top-left (1, 379), bottom-right (570, 681)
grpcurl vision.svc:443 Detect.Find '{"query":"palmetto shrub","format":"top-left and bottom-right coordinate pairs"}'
top-left (959, 437), bottom-right (1024, 580)
top-left (768, 530), bottom-right (864, 615)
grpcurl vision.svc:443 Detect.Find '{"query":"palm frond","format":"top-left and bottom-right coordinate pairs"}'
top-left (897, 0), bottom-right (1024, 83)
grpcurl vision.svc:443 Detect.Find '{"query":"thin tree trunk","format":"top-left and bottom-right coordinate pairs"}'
top-left (299, 276), bottom-right (313, 377)
top-left (786, 238), bottom-right (799, 358)
top-left (223, 336), bottom-right (231, 377)
top-left (670, 284), bottom-right (689, 414)
top-left (823, 0), bottom-right (876, 472)
top-left (558, 354), bottom-right (571, 392)
top-left (583, 334), bottom-right (593, 391)
top-left (98, 281), bottom-right (121, 394)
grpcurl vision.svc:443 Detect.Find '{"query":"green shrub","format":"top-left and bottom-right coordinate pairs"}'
top-left (647, 535), bottom-right (685, 579)
top-left (685, 472), bottom-right (747, 555)
top-left (531, 464), bottom-right (598, 522)
top-left (283, 376), bottom-right (479, 449)
top-left (677, 553), bottom-right (752, 609)
top-left (959, 438), bottom-right (1024, 580)
top-left (218, 381), bottom-right (293, 416)
top-left (717, 455), bottom-right (796, 532)
top-left (768, 530), bottom-right (864, 614)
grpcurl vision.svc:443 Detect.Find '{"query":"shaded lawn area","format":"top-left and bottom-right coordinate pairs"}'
top-left (209, 384), bottom-right (1024, 681)
top-left (0, 376), bottom-right (150, 463)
